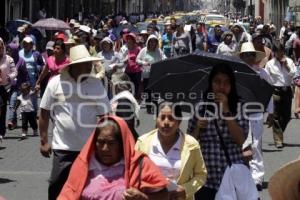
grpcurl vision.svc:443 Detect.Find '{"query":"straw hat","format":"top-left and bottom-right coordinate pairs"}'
top-left (60, 45), bottom-right (101, 72)
top-left (238, 42), bottom-right (266, 62)
top-left (79, 25), bottom-right (91, 34)
top-left (164, 20), bottom-right (171, 26)
top-left (269, 159), bottom-right (300, 200)
top-left (120, 20), bottom-right (129, 25)
top-left (64, 38), bottom-right (76, 45)
top-left (73, 35), bottom-right (80, 41)
top-left (74, 22), bottom-right (80, 28)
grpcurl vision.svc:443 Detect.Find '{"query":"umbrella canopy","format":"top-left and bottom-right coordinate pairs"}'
top-left (6, 19), bottom-right (32, 36)
top-left (32, 18), bottom-right (70, 31)
top-left (147, 53), bottom-right (273, 110)
top-left (189, 70), bottom-right (273, 109)
top-left (148, 53), bottom-right (256, 87)
top-left (148, 69), bottom-right (208, 103)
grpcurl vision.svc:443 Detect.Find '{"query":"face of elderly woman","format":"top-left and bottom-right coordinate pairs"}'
top-left (156, 105), bottom-right (180, 137)
top-left (95, 125), bottom-right (123, 166)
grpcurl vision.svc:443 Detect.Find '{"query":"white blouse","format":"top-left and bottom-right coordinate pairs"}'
top-left (149, 132), bottom-right (182, 191)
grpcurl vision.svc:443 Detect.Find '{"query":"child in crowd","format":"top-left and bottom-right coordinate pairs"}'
top-left (15, 82), bottom-right (38, 139)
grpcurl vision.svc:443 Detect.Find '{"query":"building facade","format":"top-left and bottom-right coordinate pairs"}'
top-left (4, 0), bottom-right (127, 25)
top-left (289, 0), bottom-right (300, 26)
top-left (263, 0), bottom-right (289, 32)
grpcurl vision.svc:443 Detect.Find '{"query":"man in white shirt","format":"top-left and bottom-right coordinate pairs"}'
top-left (39, 45), bottom-right (110, 200)
top-left (265, 42), bottom-right (297, 148)
top-left (279, 20), bottom-right (288, 45)
top-left (284, 22), bottom-right (297, 57)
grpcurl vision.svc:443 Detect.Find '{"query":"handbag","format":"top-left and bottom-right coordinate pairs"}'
top-left (213, 120), bottom-right (259, 200)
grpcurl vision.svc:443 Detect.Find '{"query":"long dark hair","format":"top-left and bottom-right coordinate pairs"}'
top-left (204, 63), bottom-right (240, 114)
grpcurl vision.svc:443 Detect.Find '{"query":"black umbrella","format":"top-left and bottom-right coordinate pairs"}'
top-left (147, 53), bottom-right (273, 109)
top-left (189, 70), bottom-right (273, 109)
top-left (148, 69), bottom-right (208, 103)
top-left (149, 53), bottom-right (256, 85)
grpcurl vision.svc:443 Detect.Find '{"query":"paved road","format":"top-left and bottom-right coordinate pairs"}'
top-left (0, 107), bottom-right (299, 200)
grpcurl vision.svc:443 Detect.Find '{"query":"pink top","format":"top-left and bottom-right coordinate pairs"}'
top-left (47, 56), bottom-right (70, 78)
top-left (81, 154), bottom-right (125, 200)
top-left (126, 46), bottom-right (142, 73)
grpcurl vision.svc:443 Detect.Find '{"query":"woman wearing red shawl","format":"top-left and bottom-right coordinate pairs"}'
top-left (58, 116), bottom-right (168, 200)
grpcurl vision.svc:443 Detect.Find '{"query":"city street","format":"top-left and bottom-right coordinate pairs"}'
top-left (0, 107), bottom-right (299, 200)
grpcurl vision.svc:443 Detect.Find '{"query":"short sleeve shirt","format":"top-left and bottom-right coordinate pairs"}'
top-left (17, 91), bottom-right (35, 113)
top-left (40, 72), bottom-right (111, 151)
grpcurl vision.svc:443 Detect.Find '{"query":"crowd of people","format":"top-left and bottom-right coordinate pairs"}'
top-left (0, 13), bottom-right (300, 200)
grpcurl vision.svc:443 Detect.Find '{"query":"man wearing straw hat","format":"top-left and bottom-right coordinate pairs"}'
top-left (238, 41), bottom-right (273, 191)
top-left (39, 45), bottom-right (110, 200)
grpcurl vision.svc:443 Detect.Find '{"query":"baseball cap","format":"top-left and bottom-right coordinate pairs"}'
top-left (46, 41), bottom-right (55, 50)
top-left (23, 36), bottom-right (33, 43)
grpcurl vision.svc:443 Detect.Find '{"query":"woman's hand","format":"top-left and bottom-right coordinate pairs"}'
top-left (197, 120), bottom-right (208, 130)
top-left (215, 93), bottom-right (230, 113)
top-left (169, 185), bottom-right (186, 200)
top-left (123, 188), bottom-right (148, 200)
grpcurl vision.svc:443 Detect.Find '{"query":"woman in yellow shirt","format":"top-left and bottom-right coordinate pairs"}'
top-left (135, 102), bottom-right (207, 200)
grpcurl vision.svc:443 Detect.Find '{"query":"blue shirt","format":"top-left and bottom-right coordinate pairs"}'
top-left (162, 33), bottom-right (173, 58)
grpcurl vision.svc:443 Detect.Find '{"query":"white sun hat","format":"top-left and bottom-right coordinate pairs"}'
top-left (238, 42), bottom-right (266, 63)
top-left (69, 19), bottom-right (76, 25)
top-left (60, 45), bottom-right (101, 72)
top-left (22, 36), bottom-right (33, 44)
top-left (79, 25), bottom-right (91, 33)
